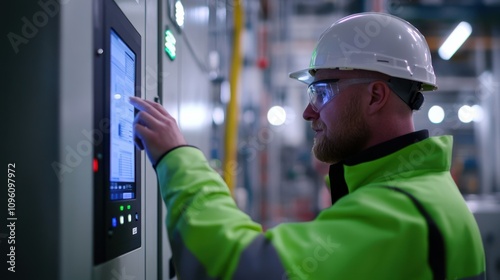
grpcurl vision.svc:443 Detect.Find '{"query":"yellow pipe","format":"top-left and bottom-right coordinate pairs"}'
top-left (223, 0), bottom-right (244, 194)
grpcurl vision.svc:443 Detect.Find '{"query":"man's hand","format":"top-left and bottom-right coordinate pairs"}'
top-left (129, 96), bottom-right (187, 165)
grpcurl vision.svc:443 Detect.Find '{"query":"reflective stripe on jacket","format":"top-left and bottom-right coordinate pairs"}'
top-left (155, 131), bottom-right (485, 279)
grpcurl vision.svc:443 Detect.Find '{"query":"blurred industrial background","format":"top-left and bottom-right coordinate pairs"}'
top-left (3, 0), bottom-right (500, 279)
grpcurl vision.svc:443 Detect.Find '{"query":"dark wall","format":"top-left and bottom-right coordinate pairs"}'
top-left (1, 1), bottom-right (60, 279)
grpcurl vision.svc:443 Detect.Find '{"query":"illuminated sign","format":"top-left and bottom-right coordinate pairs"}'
top-left (175, 0), bottom-right (185, 28)
top-left (164, 29), bottom-right (176, 61)
top-left (167, 0), bottom-right (184, 31)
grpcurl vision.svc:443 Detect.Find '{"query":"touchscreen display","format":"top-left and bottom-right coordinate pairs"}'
top-left (109, 29), bottom-right (136, 201)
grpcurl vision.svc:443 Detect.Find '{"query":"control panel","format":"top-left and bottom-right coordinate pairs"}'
top-left (93, 0), bottom-right (142, 264)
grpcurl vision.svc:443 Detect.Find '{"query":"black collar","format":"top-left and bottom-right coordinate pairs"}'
top-left (329, 130), bottom-right (429, 205)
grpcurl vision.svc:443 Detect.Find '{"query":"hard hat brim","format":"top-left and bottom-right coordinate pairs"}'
top-left (288, 68), bottom-right (315, 85)
top-left (289, 67), bottom-right (438, 91)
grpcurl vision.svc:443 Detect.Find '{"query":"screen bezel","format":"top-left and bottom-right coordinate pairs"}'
top-left (93, 0), bottom-right (142, 265)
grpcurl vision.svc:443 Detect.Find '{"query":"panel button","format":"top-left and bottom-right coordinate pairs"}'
top-left (111, 217), bottom-right (117, 228)
top-left (128, 214), bottom-right (132, 222)
top-left (119, 216), bottom-right (124, 225)
top-left (135, 212), bottom-right (139, 221)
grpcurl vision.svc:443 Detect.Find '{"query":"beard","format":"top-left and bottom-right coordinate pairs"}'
top-left (312, 96), bottom-right (370, 164)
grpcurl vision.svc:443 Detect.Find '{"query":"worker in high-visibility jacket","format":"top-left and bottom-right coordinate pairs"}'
top-left (131, 12), bottom-right (485, 280)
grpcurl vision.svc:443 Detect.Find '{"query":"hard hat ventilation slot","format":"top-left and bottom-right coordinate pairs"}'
top-left (377, 59), bottom-right (390, 63)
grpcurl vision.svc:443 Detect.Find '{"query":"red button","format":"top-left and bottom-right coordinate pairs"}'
top-left (93, 158), bottom-right (99, 172)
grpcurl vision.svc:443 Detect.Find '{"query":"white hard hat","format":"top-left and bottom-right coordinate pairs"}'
top-left (289, 12), bottom-right (437, 91)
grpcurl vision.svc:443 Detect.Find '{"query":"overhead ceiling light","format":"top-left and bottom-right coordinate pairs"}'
top-left (438, 21), bottom-right (472, 60)
top-left (428, 105), bottom-right (445, 124)
top-left (458, 105), bottom-right (474, 123)
top-left (267, 106), bottom-right (286, 126)
top-left (471, 105), bottom-right (484, 122)
top-left (212, 106), bottom-right (225, 125)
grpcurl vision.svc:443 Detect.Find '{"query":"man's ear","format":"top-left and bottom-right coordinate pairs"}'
top-left (366, 81), bottom-right (391, 115)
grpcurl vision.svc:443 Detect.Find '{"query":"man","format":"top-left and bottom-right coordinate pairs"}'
top-left (131, 12), bottom-right (485, 280)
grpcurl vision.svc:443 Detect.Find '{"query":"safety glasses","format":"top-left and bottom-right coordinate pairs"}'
top-left (307, 78), bottom-right (379, 112)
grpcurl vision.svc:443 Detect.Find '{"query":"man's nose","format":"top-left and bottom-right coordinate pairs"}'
top-left (303, 103), bottom-right (319, 121)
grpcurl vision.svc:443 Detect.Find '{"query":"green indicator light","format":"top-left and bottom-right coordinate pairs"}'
top-left (127, 205), bottom-right (131, 210)
top-left (120, 205), bottom-right (124, 211)
top-left (164, 29), bottom-right (177, 61)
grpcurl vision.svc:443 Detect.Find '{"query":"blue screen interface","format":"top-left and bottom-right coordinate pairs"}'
top-left (109, 29), bottom-right (136, 201)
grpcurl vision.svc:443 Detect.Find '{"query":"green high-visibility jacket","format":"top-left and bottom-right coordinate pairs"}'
top-left (155, 131), bottom-right (485, 279)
